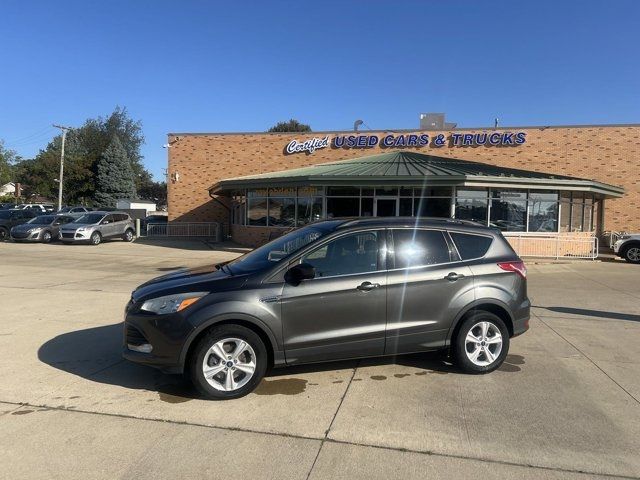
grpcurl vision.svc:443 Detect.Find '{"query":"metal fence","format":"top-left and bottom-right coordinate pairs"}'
top-left (146, 222), bottom-right (221, 240)
top-left (504, 234), bottom-right (599, 260)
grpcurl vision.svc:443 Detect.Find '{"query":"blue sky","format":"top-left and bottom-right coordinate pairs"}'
top-left (2, 0), bottom-right (639, 179)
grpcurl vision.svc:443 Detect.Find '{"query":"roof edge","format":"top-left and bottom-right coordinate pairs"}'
top-left (169, 122), bottom-right (640, 137)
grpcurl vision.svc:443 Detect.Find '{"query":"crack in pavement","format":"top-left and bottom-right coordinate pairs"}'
top-left (1, 399), bottom-right (636, 480)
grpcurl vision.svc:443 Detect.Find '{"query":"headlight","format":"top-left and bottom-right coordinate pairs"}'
top-left (29, 228), bottom-right (42, 233)
top-left (76, 227), bottom-right (86, 232)
top-left (140, 292), bottom-right (208, 315)
top-left (619, 235), bottom-right (630, 240)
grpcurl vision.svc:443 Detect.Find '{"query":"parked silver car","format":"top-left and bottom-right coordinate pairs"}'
top-left (10, 215), bottom-right (75, 243)
top-left (60, 211), bottom-right (135, 245)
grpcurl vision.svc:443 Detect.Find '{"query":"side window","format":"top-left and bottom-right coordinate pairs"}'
top-left (450, 232), bottom-right (493, 260)
top-left (103, 215), bottom-right (114, 224)
top-left (392, 229), bottom-right (451, 268)
top-left (301, 231), bottom-right (379, 278)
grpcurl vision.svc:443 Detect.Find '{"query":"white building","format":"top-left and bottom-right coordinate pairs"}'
top-left (115, 199), bottom-right (157, 216)
top-left (0, 182), bottom-right (16, 196)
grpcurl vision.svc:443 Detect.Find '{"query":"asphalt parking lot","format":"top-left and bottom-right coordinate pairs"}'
top-left (1, 240), bottom-right (640, 480)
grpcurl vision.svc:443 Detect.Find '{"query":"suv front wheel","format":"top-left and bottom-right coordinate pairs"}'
top-left (453, 312), bottom-right (510, 374)
top-left (621, 244), bottom-right (640, 264)
top-left (189, 324), bottom-right (267, 400)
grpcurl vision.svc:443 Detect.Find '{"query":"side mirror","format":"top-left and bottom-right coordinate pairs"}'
top-left (101, 220), bottom-right (110, 225)
top-left (284, 263), bottom-right (316, 286)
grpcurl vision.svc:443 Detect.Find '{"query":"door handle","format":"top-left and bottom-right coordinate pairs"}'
top-left (357, 281), bottom-right (380, 291)
top-left (444, 272), bottom-right (465, 282)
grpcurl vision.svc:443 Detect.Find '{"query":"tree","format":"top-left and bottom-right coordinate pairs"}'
top-left (0, 141), bottom-right (19, 185)
top-left (267, 119), bottom-right (312, 133)
top-left (138, 180), bottom-right (167, 207)
top-left (94, 136), bottom-right (136, 207)
top-left (11, 106), bottom-right (150, 205)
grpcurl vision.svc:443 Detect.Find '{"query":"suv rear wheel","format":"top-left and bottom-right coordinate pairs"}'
top-left (622, 244), bottom-right (640, 264)
top-left (189, 324), bottom-right (267, 400)
top-left (453, 311), bottom-right (510, 374)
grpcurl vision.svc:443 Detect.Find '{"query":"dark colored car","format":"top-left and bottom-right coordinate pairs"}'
top-left (10, 214), bottom-right (75, 243)
top-left (141, 214), bottom-right (168, 234)
top-left (123, 218), bottom-right (530, 399)
top-left (0, 209), bottom-right (36, 240)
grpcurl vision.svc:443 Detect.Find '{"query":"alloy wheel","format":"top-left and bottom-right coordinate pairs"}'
top-left (627, 247), bottom-right (640, 262)
top-left (201, 338), bottom-right (257, 392)
top-left (464, 321), bottom-right (503, 366)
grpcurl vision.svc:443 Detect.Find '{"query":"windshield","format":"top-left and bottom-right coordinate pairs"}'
top-left (57, 207), bottom-right (71, 213)
top-left (226, 222), bottom-right (340, 274)
top-left (73, 213), bottom-right (105, 224)
top-left (28, 216), bottom-right (55, 225)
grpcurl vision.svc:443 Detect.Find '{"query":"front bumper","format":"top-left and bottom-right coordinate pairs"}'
top-left (11, 230), bottom-right (42, 241)
top-left (122, 307), bottom-right (195, 374)
top-left (60, 230), bottom-right (92, 242)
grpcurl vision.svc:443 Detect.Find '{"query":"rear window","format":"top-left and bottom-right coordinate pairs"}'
top-left (450, 232), bottom-right (493, 260)
top-left (392, 229), bottom-right (451, 268)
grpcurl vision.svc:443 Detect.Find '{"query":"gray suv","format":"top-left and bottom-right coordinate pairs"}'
top-left (123, 218), bottom-right (530, 400)
top-left (60, 211), bottom-right (135, 245)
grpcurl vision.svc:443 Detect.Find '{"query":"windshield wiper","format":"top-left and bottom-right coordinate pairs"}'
top-left (215, 263), bottom-right (233, 275)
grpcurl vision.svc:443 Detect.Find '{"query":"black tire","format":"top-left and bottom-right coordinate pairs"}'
top-left (90, 231), bottom-right (102, 246)
top-left (189, 324), bottom-right (268, 400)
top-left (621, 244), bottom-right (640, 264)
top-left (453, 311), bottom-right (510, 374)
top-left (123, 229), bottom-right (135, 242)
top-left (0, 227), bottom-right (8, 241)
top-left (42, 230), bottom-right (52, 243)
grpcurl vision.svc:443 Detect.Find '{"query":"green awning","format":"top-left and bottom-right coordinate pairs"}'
top-left (210, 151), bottom-right (624, 198)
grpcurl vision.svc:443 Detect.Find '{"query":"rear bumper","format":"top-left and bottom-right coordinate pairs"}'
top-left (512, 298), bottom-right (531, 337)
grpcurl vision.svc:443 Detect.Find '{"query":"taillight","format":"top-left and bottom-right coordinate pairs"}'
top-left (497, 261), bottom-right (527, 279)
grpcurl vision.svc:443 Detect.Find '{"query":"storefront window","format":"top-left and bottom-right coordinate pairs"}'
top-left (455, 189), bottom-right (488, 224)
top-left (415, 186), bottom-right (452, 197)
top-left (326, 187), bottom-right (359, 196)
top-left (571, 193), bottom-right (584, 232)
top-left (360, 197), bottom-right (374, 216)
top-left (414, 197), bottom-right (451, 217)
top-left (559, 193), bottom-right (571, 232)
top-left (296, 197), bottom-right (322, 226)
top-left (269, 197), bottom-right (296, 227)
top-left (376, 187), bottom-right (398, 196)
top-left (399, 198), bottom-right (413, 216)
top-left (528, 191), bottom-right (558, 232)
top-left (327, 197), bottom-right (359, 218)
top-left (247, 197), bottom-right (268, 226)
top-left (490, 190), bottom-right (526, 232)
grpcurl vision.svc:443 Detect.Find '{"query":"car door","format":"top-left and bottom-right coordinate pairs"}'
top-left (100, 214), bottom-right (117, 237)
top-left (385, 228), bottom-right (475, 354)
top-left (281, 229), bottom-right (387, 364)
top-left (9, 211), bottom-right (24, 227)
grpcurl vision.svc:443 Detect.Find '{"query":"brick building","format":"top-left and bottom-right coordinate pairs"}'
top-left (167, 120), bottom-right (638, 247)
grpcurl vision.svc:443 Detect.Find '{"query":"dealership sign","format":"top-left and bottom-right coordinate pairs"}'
top-left (285, 131), bottom-right (526, 154)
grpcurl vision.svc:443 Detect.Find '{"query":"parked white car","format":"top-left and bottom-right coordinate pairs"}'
top-left (613, 234), bottom-right (640, 264)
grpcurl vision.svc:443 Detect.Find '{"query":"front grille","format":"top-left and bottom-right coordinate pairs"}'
top-left (125, 325), bottom-right (148, 346)
top-left (11, 232), bottom-right (29, 239)
top-left (61, 232), bottom-right (75, 239)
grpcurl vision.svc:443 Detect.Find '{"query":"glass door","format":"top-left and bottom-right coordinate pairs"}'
top-left (375, 198), bottom-right (398, 217)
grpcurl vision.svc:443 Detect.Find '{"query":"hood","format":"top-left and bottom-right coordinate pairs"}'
top-left (12, 224), bottom-right (41, 232)
top-left (131, 263), bottom-right (249, 302)
top-left (61, 223), bottom-right (95, 230)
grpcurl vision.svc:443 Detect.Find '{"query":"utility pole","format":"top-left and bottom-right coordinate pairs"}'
top-left (53, 124), bottom-right (72, 211)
